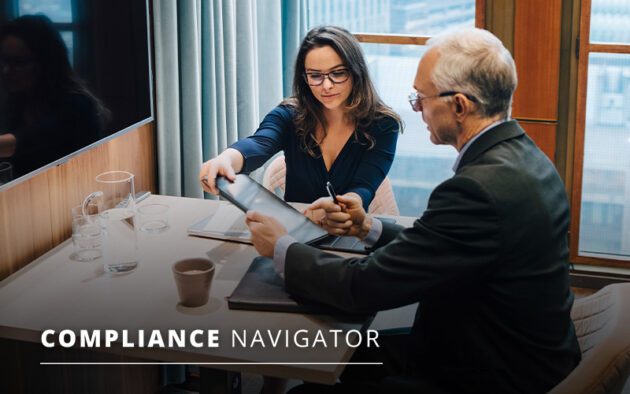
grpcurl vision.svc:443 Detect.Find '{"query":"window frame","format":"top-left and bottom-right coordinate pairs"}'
top-left (571, 0), bottom-right (630, 268)
top-left (11, 0), bottom-right (81, 66)
top-left (352, 0), bottom-right (485, 46)
top-left (325, 0), bottom-right (485, 217)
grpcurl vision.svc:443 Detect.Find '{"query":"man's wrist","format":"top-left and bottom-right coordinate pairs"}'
top-left (357, 215), bottom-right (373, 240)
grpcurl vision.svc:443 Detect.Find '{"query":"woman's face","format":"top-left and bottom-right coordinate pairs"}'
top-left (0, 35), bottom-right (38, 93)
top-left (304, 45), bottom-right (353, 113)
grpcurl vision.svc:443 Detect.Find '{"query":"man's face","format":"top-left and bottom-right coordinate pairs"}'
top-left (413, 49), bottom-right (459, 147)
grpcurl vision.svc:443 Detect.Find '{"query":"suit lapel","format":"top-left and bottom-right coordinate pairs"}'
top-left (457, 120), bottom-right (525, 171)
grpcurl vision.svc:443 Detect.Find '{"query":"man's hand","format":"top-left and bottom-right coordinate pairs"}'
top-left (245, 210), bottom-right (288, 257)
top-left (302, 206), bottom-right (326, 224)
top-left (307, 193), bottom-right (371, 238)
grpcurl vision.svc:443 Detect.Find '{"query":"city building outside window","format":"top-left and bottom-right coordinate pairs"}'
top-left (307, 0), bottom-right (479, 217)
top-left (573, 0), bottom-right (630, 265)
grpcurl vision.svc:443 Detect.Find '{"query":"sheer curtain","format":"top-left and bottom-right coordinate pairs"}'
top-left (153, 0), bottom-right (307, 198)
top-left (152, 0), bottom-right (307, 385)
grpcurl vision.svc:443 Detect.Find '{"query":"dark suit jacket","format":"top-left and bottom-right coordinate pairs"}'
top-left (285, 120), bottom-right (581, 393)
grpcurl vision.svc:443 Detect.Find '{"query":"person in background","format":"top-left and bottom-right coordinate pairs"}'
top-left (245, 27), bottom-right (581, 393)
top-left (199, 25), bottom-right (401, 213)
top-left (0, 14), bottom-right (109, 179)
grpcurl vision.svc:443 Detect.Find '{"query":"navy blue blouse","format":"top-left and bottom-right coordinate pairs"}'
top-left (230, 105), bottom-right (399, 210)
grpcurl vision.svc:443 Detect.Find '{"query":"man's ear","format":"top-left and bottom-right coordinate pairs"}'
top-left (453, 93), bottom-right (472, 121)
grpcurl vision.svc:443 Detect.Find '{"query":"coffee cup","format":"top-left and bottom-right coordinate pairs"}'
top-left (172, 258), bottom-right (215, 307)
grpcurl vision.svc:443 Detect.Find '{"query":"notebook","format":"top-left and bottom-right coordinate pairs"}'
top-left (188, 203), bottom-right (251, 243)
top-left (227, 256), bottom-right (369, 317)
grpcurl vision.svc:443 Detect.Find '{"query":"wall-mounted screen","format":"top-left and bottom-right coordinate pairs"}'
top-left (0, 0), bottom-right (152, 188)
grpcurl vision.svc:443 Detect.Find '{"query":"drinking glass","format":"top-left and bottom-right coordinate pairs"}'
top-left (138, 203), bottom-right (169, 233)
top-left (0, 162), bottom-right (12, 185)
top-left (70, 208), bottom-right (102, 262)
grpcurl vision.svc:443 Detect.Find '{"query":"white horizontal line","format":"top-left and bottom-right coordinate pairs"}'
top-left (40, 362), bottom-right (383, 366)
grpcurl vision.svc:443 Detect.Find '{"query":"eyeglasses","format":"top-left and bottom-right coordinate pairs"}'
top-left (0, 56), bottom-right (35, 71)
top-left (304, 68), bottom-right (350, 86)
top-left (408, 91), bottom-right (478, 112)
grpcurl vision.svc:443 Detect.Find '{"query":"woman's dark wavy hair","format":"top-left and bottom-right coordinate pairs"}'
top-left (1, 14), bottom-right (110, 126)
top-left (284, 26), bottom-right (401, 157)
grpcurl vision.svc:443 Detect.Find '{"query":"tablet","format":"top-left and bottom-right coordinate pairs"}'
top-left (216, 174), bottom-right (329, 245)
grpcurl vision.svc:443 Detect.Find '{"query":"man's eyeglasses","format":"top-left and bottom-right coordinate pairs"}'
top-left (408, 91), bottom-right (478, 112)
top-left (304, 68), bottom-right (350, 86)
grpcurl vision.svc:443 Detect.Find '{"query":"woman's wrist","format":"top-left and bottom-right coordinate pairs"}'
top-left (224, 148), bottom-right (244, 173)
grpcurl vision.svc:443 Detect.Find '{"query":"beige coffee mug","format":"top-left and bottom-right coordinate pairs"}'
top-left (172, 258), bottom-right (215, 307)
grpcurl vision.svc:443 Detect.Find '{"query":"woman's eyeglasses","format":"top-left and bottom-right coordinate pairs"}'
top-left (304, 68), bottom-right (350, 86)
top-left (0, 56), bottom-right (35, 71)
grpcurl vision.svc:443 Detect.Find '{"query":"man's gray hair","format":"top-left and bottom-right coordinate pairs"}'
top-left (426, 28), bottom-right (517, 118)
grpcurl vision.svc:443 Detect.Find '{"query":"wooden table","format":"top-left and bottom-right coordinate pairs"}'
top-left (0, 195), bottom-right (416, 392)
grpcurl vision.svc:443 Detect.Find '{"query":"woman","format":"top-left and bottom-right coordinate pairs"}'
top-left (0, 14), bottom-right (110, 179)
top-left (199, 26), bottom-right (401, 211)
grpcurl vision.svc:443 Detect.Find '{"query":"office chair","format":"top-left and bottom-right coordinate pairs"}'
top-left (550, 283), bottom-right (630, 394)
top-left (262, 155), bottom-right (399, 215)
top-left (378, 283), bottom-right (630, 394)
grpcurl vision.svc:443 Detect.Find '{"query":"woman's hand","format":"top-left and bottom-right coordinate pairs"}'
top-left (302, 207), bottom-right (326, 225)
top-left (0, 133), bottom-right (17, 158)
top-left (307, 193), bottom-right (368, 238)
top-left (199, 148), bottom-right (244, 194)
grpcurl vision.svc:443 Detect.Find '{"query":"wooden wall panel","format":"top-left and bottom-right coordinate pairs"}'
top-left (0, 123), bottom-right (156, 280)
top-left (520, 121), bottom-right (557, 161)
top-left (512, 0), bottom-right (563, 121)
top-left (485, 0), bottom-right (515, 53)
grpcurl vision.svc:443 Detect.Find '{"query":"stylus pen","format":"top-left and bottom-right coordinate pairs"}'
top-left (326, 181), bottom-right (338, 203)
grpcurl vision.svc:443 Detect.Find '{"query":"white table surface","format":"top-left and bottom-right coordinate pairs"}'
top-left (0, 194), bottom-right (417, 384)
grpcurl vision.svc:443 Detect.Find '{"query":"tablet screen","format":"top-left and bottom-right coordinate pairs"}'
top-left (216, 175), bottom-right (328, 245)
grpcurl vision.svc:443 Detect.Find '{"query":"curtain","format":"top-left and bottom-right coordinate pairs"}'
top-left (152, 0), bottom-right (309, 386)
top-left (281, 0), bottom-right (309, 97)
top-left (153, 0), bottom-right (290, 198)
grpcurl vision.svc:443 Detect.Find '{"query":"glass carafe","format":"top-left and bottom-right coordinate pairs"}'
top-left (83, 171), bottom-right (138, 273)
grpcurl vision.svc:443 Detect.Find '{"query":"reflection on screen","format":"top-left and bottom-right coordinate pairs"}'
top-left (0, 0), bottom-right (151, 186)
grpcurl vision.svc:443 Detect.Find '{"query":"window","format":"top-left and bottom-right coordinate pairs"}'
top-left (16, 0), bottom-right (76, 65)
top-left (573, 0), bottom-right (630, 265)
top-left (19, 0), bottom-right (72, 22)
top-left (307, 0), bottom-right (483, 216)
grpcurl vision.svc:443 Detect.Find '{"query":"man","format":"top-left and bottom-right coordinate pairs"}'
top-left (246, 28), bottom-right (581, 393)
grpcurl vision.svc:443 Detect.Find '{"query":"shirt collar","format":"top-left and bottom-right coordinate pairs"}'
top-left (452, 119), bottom-right (508, 172)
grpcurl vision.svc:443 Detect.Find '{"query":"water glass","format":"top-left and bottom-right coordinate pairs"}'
top-left (70, 205), bottom-right (102, 262)
top-left (0, 162), bottom-right (12, 185)
top-left (138, 203), bottom-right (169, 233)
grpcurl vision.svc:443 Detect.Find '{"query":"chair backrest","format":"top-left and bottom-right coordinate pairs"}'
top-left (261, 154), bottom-right (399, 215)
top-left (368, 176), bottom-right (399, 216)
top-left (549, 283), bottom-right (630, 394)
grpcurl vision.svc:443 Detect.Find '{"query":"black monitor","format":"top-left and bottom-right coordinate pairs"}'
top-left (0, 0), bottom-right (153, 188)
